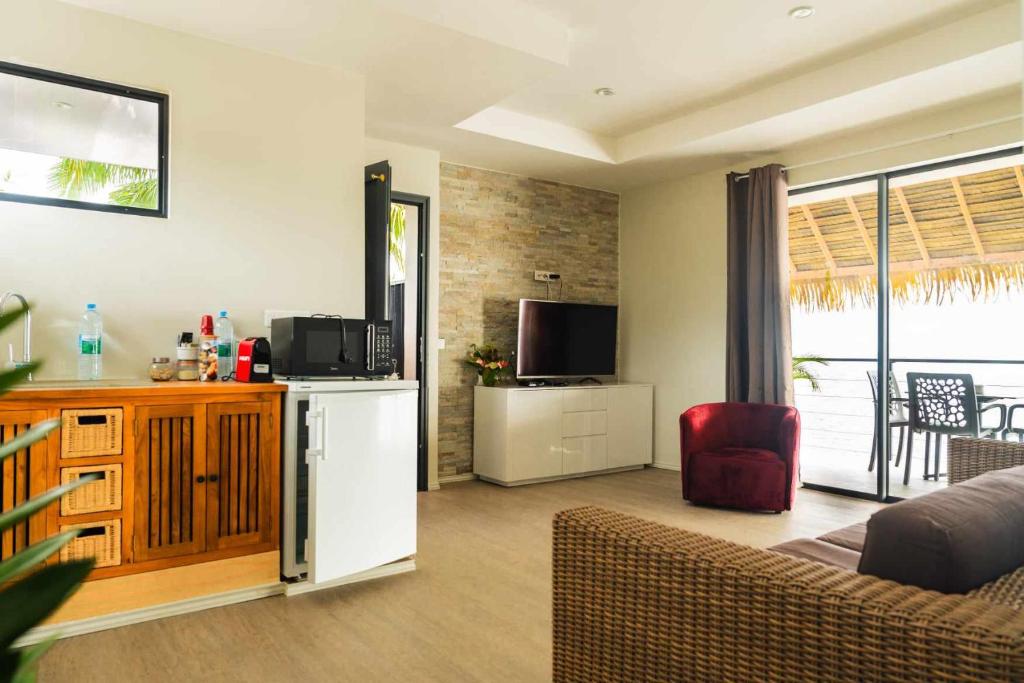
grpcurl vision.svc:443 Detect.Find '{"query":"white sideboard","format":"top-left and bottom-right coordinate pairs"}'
top-left (472, 383), bottom-right (653, 486)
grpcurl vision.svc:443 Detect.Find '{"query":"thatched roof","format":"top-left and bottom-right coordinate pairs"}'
top-left (789, 164), bottom-right (1024, 311)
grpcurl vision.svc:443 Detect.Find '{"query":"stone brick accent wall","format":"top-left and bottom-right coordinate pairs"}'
top-left (438, 163), bottom-right (619, 477)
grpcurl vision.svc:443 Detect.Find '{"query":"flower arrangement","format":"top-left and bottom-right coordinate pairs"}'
top-left (465, 343), bottom-right (512, 387)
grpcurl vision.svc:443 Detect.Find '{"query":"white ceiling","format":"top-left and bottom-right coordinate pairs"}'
top-left (58, 0), bottom-right (1022, 190)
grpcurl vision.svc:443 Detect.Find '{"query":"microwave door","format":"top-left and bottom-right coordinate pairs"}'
top-left (305, 389), bottom-right (417, 584)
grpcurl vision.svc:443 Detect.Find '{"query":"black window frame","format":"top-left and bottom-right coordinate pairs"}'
top-left (0, 60), bottom-right (169, 218)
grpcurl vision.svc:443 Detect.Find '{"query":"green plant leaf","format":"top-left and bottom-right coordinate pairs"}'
top-left (0, 420), bottom-right (58, 463)
top-left (0, 364), bottom-right (38, 396)
top-left (0, 560), bottom-right (94, 651)
top-left (0, 476), bottom-right (97, 533)
top-left (10, 635), bottom-right (56, 683)
top-left (0, 531), bottom-right (80, 586)
top-left (0, 306), bottom-right (31, 335)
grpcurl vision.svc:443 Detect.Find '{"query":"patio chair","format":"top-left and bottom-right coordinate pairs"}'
top-left (904, 373), bottom-right (1007, 485)
top-left (1005, 404), bottom-right (1024, 443)
top-left (866, 371), bottom-right (910, 472)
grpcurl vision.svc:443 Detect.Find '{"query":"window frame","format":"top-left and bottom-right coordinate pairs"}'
top-left (0, 60), bottom-right (169, 218)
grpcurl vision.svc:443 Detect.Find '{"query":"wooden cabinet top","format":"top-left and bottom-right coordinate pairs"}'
top-left (1, 380), bottom-right (285, 402)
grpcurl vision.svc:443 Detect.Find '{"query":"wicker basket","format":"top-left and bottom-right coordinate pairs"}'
top-left (59, 519), bottom-right (121, 568)
top-left (59, 464), bottom-right (122, 516)
top-left (61, 408), bottom-right (123, 458)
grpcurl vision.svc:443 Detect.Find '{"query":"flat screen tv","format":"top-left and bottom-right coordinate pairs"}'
top-left (516, 299), bottom-right (617, 378)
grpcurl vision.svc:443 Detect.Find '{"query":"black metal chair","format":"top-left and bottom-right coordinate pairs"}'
top-left (904, 372), bottom-right (1007, 484)
top-left (866, 371), bottom-right (910, 471)
top-left (1005, 404), bottom-right (1024, 443)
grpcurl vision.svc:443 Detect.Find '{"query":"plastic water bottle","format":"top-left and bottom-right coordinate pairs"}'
top-left (77, 303), bottom-right (103, 380)
top-left (214, 310), bottom-right (234, 377)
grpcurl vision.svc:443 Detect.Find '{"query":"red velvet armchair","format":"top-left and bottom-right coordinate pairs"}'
top-left (679, 402), bottom-right (800, 512)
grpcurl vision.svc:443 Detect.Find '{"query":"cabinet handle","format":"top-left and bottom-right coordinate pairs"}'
top-left (196, 475), bottom-right (206, 483)
top-left (208, 474), bottom-right (219, 482)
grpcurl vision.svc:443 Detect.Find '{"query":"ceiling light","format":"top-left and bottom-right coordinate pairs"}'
top-left (54, 101), bottom-right (74, 109)
top-left (593, 87), bottom-right (615, 97)
top-left (788, 5), bottom-right (815, 18)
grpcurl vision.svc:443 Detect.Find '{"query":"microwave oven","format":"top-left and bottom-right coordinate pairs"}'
top-left (270, 316), bottom-right (394, 378)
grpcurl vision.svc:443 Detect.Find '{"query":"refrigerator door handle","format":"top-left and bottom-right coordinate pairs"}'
top-left (305, 404), bottom-right (325, 462)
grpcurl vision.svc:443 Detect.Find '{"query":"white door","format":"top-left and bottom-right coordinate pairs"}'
top-left (306, 389), bottom-right (417, 583)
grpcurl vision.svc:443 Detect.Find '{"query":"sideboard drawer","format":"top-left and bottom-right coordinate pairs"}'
top-left (563, 435), bottom-right (608, 475)
top-left (562, 389), bottom-right (607, 413)
top-left (562, 410), bottom-right (607, 438)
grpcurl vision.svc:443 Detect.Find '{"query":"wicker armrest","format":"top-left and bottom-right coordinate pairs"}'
top-left (553, 507), bottom-right (1024, 682)
top-left (948, 437), bottom-right (1024, 485)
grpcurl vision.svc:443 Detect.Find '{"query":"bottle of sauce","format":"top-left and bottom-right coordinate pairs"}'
top-left (198, 314), bottom-right (219, 381)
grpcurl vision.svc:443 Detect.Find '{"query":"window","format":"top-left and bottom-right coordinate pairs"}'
top-left (0, 61), bottom-right (168, 217)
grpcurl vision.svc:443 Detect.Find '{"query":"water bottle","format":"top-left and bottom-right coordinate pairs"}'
top-left (77, 303), bottom-right (103, 380)
top-left (214, 310), bottom-right (234, 377)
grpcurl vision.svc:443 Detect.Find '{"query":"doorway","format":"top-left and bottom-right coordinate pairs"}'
top-left (391, 192), bottom-right (430, 492)
top-left (789, 146), bottom-right (1024, 502)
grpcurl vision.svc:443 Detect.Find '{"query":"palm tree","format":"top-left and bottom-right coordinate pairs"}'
top-left (793, 354), bottom-right (829, 392)
top-left (47, 158), bottom-right (157, 209)
top-left (389, 203), bottom-right (407, 276)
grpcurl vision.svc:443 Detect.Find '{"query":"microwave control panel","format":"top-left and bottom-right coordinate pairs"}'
top-left (368, 324), bottom-right (393, 374)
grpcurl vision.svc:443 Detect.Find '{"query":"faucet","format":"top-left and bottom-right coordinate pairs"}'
top-left (0, 292), bottom-right (31, 381)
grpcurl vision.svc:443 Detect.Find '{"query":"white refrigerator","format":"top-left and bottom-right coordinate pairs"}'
top-left (280, 379), bottom-right (418, 585)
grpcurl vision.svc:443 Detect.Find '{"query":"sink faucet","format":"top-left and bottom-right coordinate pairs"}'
top-left (0, 292), bottom-right (31, 381)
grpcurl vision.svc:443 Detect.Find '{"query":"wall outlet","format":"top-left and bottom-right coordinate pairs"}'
top-left (263, 309), bottom-right (311, 327)
top-left (534, 271), bottom-right (560, 282)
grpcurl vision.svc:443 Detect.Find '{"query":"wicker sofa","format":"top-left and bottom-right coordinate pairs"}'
top-left (552, 437), bottom-right (1024, 682)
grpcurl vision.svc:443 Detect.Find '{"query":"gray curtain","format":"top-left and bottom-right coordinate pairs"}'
top-left (726, 164), bottom-right (794, 405)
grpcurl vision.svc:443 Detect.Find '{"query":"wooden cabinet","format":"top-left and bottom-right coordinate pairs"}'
top-left (0, 382), bottom-right (283, 580)
top-left (0, 410), bottom-right (49, 562)
top-left (133, 403), bottom-right (206, 561)
top-left (206, 401), bottom-right (274, 552)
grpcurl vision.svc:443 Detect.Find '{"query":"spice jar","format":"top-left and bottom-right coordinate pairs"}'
top-left (149, 357), bottom-right (174, 382)
top-left (176, 344), bottom-right (199, 381)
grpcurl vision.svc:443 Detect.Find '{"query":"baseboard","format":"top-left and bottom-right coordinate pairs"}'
top-left (283, 558), bottom-right (416, 596)
top-left (438, 473), bottom-right (477, 485)
top-left (19, 582), bottom-right (284, 647)
top-left (650, 461), bottom-right (680, 471)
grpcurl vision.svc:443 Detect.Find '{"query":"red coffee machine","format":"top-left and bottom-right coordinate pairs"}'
top-left (235, 337), bottom-right (273, 383)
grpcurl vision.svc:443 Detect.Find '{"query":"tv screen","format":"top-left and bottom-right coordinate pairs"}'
top-left (516, 300), bottom-right (617, 378)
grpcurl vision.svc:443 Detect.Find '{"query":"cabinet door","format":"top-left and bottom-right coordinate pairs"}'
top-left (1, 410), bottom-right (49, 562)
top-left (607, 386), bottom-right (653, 468)
top-left (206, 401), bottom-right (275, 552)
top-left (507, 390), bottom-right (563, 481)
top-left (134, 404), bottom-right (207, 561)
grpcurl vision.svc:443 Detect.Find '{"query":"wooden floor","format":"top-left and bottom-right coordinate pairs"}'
top-left (40, 468), bottom-right (880, 682)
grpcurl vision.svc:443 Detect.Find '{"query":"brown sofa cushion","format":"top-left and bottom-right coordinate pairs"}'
top-left (818, 522), bottom-right (867, 552)
top-left (858, 465), bottom-right (1024, 593)
top-left (770, 538), bottom-right (861, 572)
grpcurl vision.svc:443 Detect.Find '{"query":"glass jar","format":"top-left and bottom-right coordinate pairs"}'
top-left (149, 357), bottom-right (174, 382)
top-left (176, 358), bottom-right (199, 381)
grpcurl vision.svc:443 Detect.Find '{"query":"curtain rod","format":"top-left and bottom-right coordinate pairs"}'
top-left (730, 114), bottom-right (1021, 181)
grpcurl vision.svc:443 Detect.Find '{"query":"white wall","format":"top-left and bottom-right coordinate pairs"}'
top-left (620, 91), bottom-right (1023, 469)
top-left (364, 137), bottom-right (441, 490)
top-left (0, 0), bottom-right (365, 379)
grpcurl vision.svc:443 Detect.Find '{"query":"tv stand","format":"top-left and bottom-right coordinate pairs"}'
top-left (473, 383), bottom-right (653, 486)
top-left (577, 377), bottom-right (602, 385)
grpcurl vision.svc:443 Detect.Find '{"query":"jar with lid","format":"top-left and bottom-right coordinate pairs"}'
top-left (149, 357), bottom-right (174, 382)
top-left (176, 344), bottom-right (199, 381)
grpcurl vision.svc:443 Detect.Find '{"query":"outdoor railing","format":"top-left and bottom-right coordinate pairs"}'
top-left (794, 357), bottom-right (1024, 479)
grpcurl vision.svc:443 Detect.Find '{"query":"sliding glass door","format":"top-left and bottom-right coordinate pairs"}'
top-left (789, 146), bottom-right (1024, 502)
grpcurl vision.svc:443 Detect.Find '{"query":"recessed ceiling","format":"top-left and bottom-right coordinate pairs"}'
top-left (56, 0), bottom-right (1021, 190)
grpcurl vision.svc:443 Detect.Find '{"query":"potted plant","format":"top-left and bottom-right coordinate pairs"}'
top-left (0, 306), bottom-right (95, 683)
top-left (465, 344), bottom-right (512, 387)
